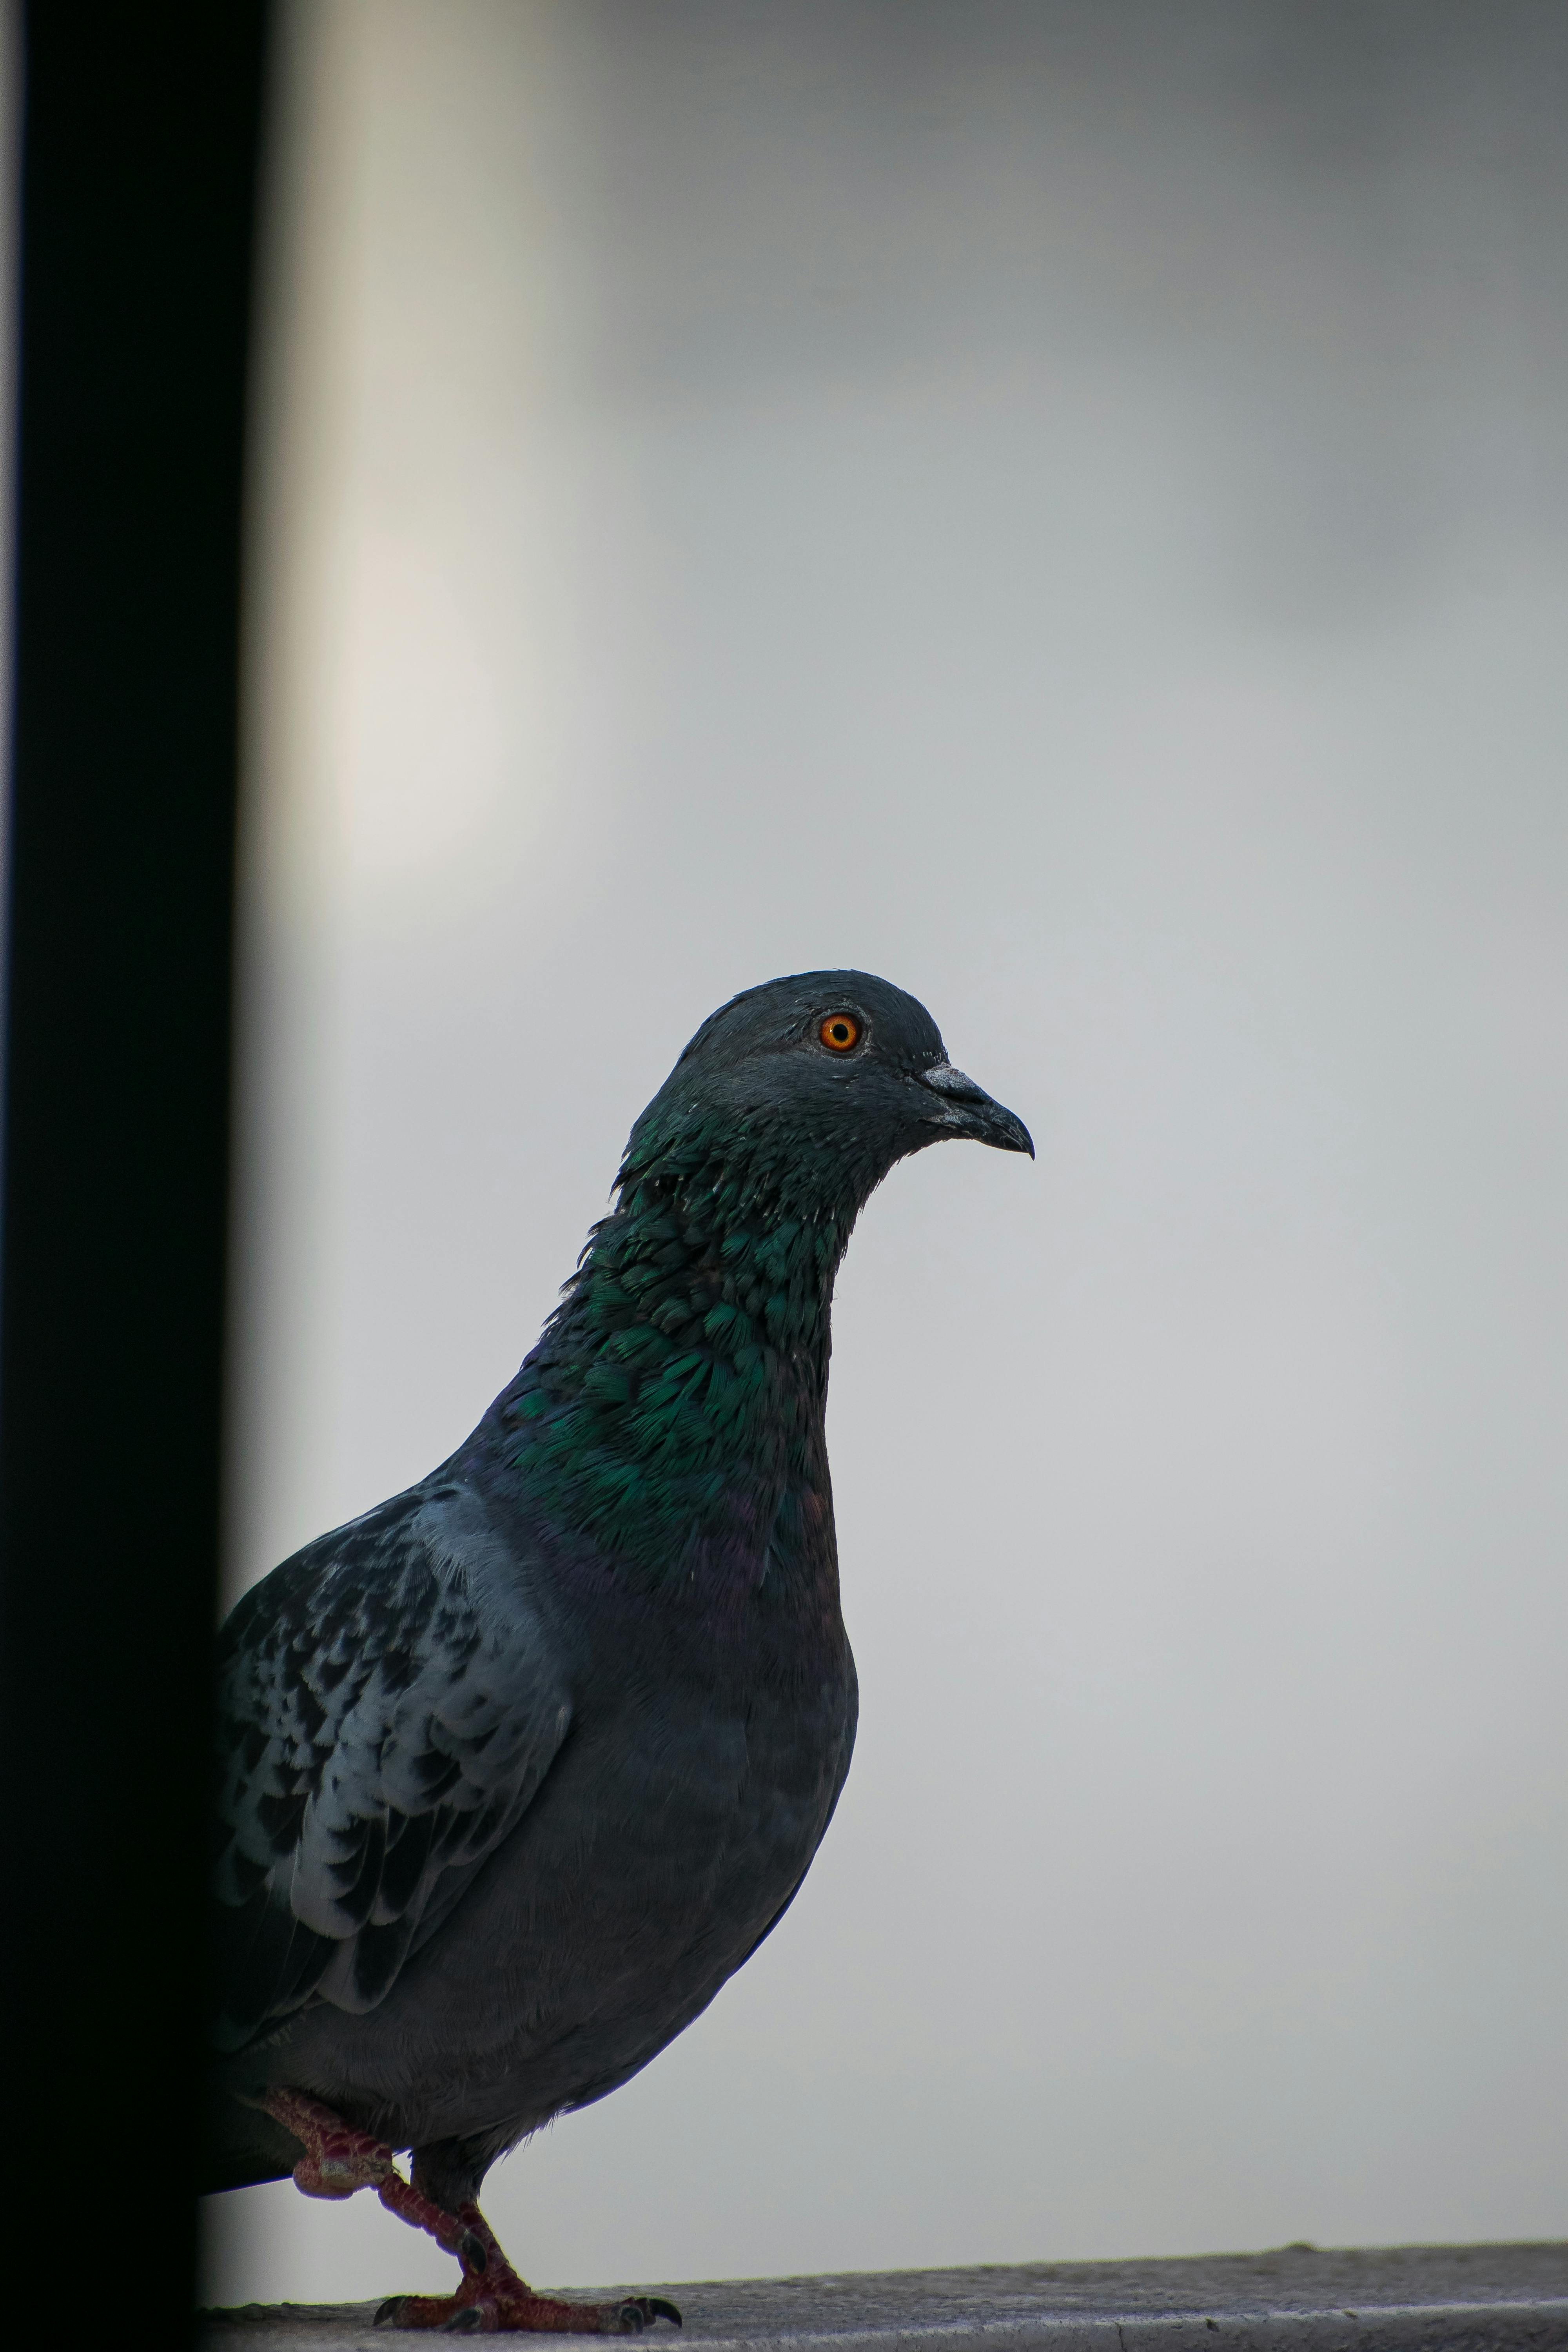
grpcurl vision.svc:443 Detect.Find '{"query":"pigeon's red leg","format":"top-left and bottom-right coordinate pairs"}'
top-left (376, 2188), bottom-right (682, 2335)
top-left (258, 2089), bottom-right (486, 2272)
top-left (258, 2089), bottom-right (681, 2335)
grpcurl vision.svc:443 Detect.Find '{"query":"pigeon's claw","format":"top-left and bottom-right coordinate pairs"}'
top-left (611, 2298), bottom-right (684, 2332)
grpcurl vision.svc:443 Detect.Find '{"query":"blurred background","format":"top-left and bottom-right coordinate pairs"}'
top-left (207, 0), bottom-right (1568, 2306)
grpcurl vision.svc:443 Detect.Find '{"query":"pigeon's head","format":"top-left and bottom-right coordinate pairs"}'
top-left (621, 970), bottom-right (1032, 1217)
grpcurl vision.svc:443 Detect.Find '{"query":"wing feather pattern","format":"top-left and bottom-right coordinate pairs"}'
top-left (212, 1482), bottom-right (571, 2052)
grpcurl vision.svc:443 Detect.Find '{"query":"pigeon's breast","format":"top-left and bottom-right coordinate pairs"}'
top-left (272, 1585), bottom-right (858, 2153)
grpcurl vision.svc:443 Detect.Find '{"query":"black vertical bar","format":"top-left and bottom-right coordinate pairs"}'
top-left (0, 5), bottom-right (269, 2328)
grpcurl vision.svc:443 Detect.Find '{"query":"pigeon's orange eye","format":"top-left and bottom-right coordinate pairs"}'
top-left (819, 1014), bottom-right (860, 1053)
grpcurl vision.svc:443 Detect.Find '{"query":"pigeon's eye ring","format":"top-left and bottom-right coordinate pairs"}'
top-left (819, 1014), bottom-right (860, 1053)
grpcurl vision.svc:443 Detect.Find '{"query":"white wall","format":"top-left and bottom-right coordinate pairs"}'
top-left (208, 0), bottom-right (1568, 2304)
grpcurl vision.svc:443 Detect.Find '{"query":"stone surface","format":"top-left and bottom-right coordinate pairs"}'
top-left (202, 2241), bottom-right (1568, 2348)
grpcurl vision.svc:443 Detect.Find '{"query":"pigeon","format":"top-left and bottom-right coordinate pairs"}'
top-left (208, 970), bottom-right (1032, 2332)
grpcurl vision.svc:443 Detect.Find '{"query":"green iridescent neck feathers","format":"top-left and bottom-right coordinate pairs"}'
top-left (493, 971), bottom-right (1033, 1577)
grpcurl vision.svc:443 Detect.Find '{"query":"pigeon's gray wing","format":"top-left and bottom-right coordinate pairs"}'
top-left (212, 1481), bottom-right (572, 2053)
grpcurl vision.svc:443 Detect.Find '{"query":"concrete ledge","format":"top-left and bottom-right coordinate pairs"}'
top-left (203, 2242), bottom-right (1568, 2349)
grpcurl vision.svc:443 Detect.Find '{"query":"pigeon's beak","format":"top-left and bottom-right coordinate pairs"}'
top-left (914, 1061), bottom-right (1034, 1157)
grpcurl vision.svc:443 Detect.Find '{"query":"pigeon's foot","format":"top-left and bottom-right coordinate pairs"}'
top-left (374, 2283), bottom-right (683, 2334)
top-left (256, 2089), bottom-right (485, 2272)
top-left (257, 2096), bottom-right (679, 2337)
top-left (375, 2203), bottom-right (681, 2335)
